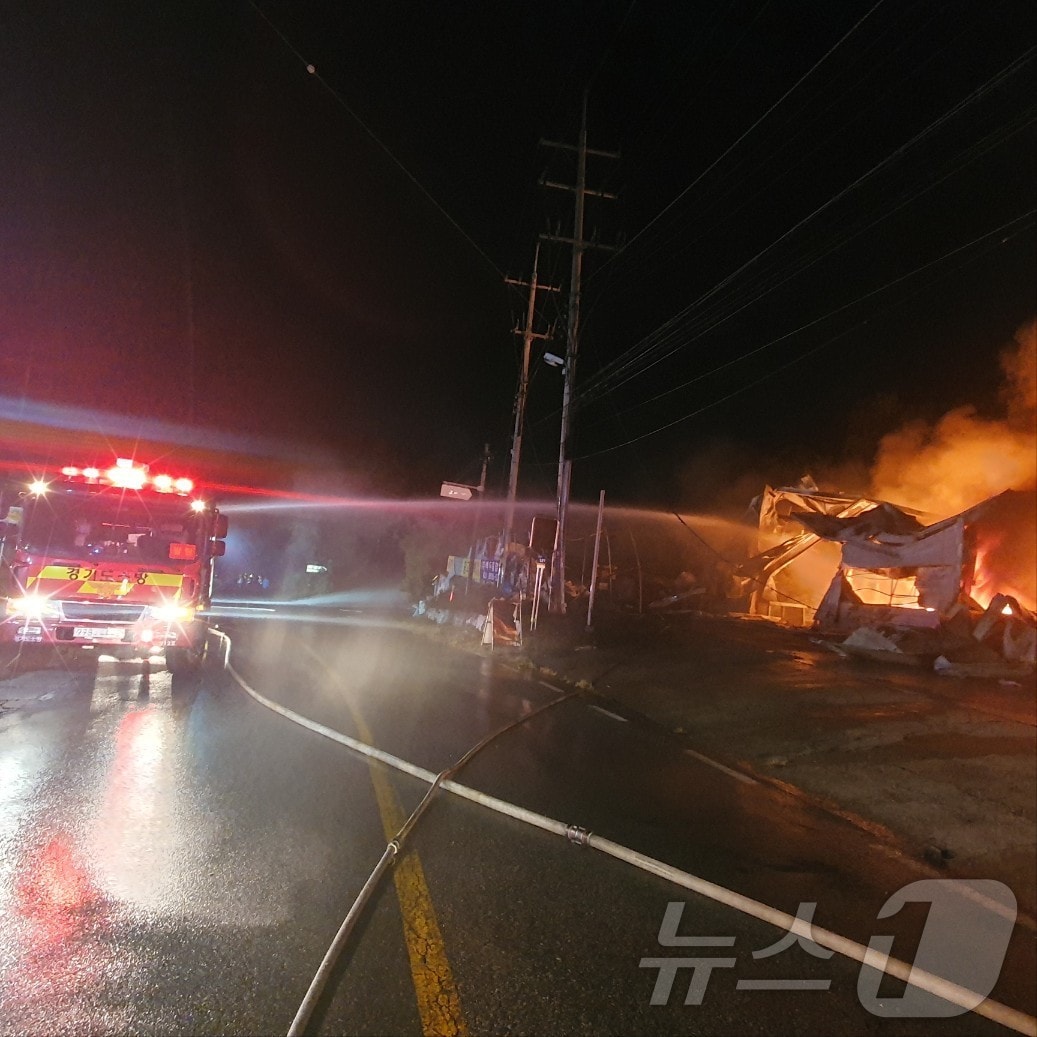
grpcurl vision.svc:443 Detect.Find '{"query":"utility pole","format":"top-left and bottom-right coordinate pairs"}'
top-left (540, 90), bottom-right (619, 612)
top-left (502, 243), bottom-right (559, 553)
top-left (478, 442), bottom-right (490, 494)
top-left (464, 443), bottom-right (491, 598)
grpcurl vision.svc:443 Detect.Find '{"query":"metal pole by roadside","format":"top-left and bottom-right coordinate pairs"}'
top-left (586, 489), bottom-right (605, 631)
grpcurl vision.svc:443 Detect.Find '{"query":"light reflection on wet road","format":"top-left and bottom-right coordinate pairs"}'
top-left (0, 657), bottom-right (420, 1035)
top-left (0, 621), bottom-right (1032, 1036)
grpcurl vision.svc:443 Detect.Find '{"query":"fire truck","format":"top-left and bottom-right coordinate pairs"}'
top-left (0, 458), bottom-right (228, 673)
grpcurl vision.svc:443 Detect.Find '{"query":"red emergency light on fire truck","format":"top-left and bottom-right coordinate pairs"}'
top-left (0, 458), bottom-right (228, 673)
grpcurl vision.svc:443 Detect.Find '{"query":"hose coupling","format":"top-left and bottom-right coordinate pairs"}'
top-left (565, 824), bottom-right (591, 846)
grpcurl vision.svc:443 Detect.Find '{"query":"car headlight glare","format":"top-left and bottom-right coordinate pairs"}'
top-left (6, 595), bottom-right (61, 620)
top-left (145, 604), bottom-right (196, 624)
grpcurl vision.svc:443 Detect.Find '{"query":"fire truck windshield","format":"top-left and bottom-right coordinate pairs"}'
top-left (18, 492), bottom-right (206, 565)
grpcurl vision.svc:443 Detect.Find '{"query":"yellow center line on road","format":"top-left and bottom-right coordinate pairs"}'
top-left (348, 707), bottom-right (469, 1037)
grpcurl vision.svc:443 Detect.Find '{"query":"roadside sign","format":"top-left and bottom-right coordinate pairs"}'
top-left (440, 482), bottom-right (474, 501)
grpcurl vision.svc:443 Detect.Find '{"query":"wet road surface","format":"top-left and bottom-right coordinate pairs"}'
top-left (0, 613), bottom-right (1033, 1035)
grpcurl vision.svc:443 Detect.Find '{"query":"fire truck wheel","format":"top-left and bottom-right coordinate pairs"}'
top-left (11, 644), bottom-right (52, 675)
top-left (166, 645), bottom-right (202, 675)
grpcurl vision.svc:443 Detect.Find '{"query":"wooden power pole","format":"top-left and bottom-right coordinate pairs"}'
top-left (540, 90), bottom-right (618, 612)
top-left (503, 243), bottom-right (559, 553)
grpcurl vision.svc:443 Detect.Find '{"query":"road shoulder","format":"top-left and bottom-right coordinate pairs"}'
top-left (412, 608), bottom-right (1037, 922)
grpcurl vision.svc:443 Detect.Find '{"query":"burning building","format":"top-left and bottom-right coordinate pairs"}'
top-left (741, 320), bottom-right (1036, 668)
top-left (742, 483), bottom-right (1036, 667)
top-left (740, 479), bottom-right (922, 626)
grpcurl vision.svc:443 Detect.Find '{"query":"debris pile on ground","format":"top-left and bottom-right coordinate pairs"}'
top-left (825, 593), bottom-right (1036, 678)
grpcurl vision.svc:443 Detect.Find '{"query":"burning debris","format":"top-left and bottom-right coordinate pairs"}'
top-left (740, 479), bottom-right (914, 627)
top-left (739, 320), bottom-right (1037, 676)
top-left (740, 483), bottom-right (1036, 675)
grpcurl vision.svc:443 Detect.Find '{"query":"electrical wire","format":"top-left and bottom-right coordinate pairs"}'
top-left (522, 200), bottom-right (1034, 454)
top-left (577, 49), bottom-right (1034, 409)
top-left (591, 0), bottom-right (980, 297)
top-left (604, 0), bottom-right (778, 186)
top-left (607, 0), bottom-right (888, 264)
top-left (577, 179), bottom-right (1036, 432)
top-left (598, 42), bottom-right (1031, 359)
top-left (245, 0), bottom-right (507, 284)
top-left (585, 0), bottom-right (639, 94)
top-left (569, 212), bottom-right (1035, 460)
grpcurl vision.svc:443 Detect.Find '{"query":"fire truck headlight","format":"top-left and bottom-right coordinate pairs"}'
top-left (6, 594), bottom-right (61, 620)
top-left (145, 604), bottom-right (196, 624)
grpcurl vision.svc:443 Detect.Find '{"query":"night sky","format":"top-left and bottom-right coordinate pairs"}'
top-left (1, 0), bottom-right (1034, 510)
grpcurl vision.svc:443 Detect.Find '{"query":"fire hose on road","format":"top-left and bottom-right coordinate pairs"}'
top-left (215, 631), bottom-right (1037, 1037)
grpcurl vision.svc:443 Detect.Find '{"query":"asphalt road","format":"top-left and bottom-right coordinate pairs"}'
top-left (0, 611), bottom-right (1032, 1036)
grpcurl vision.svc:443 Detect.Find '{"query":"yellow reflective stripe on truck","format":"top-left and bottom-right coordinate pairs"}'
top-left (27, 567), bottom-right (185, 592)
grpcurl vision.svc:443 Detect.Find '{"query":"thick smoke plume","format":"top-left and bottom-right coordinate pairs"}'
top-left (870, 319), bottom-right (1037, 517)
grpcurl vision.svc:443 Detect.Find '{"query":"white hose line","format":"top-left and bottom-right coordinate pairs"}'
top-left (224, 654), bottom-right (1036, 1037)
top-left (286, 842), bottom-right (398, 1037)
top-left (226, 642), bottom-right (580, 1036)
top-left (580, 834), bottom-right (1036, 1036)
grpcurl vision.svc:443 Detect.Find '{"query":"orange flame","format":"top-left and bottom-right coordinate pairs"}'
top-left (871, 319), bottom-right (1036, 610)
top-left (971, 523), bottom-right (1036, 613)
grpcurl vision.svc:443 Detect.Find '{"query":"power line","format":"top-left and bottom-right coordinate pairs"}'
top-left (570, 211), bottom-right (1035, 460)
top-left (602, 0), bottom-right (888, 266)
top-left (582, 0), bottom-right (967, 313)
top-left (594, 177), bottom-right (1036, 432)
top-left (577, 49), bottom-right (1035, 407)
top-left (583, 105), bottom-right (1035, 420)
top-left (246, 0), bottom-right (506, 282)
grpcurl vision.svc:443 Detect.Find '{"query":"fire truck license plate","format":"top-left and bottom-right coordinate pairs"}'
top-left (73, 627), bottom-right (127, 640)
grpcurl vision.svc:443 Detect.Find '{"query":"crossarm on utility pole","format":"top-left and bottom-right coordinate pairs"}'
top-left (540, 90), bottom-right (618, 613)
